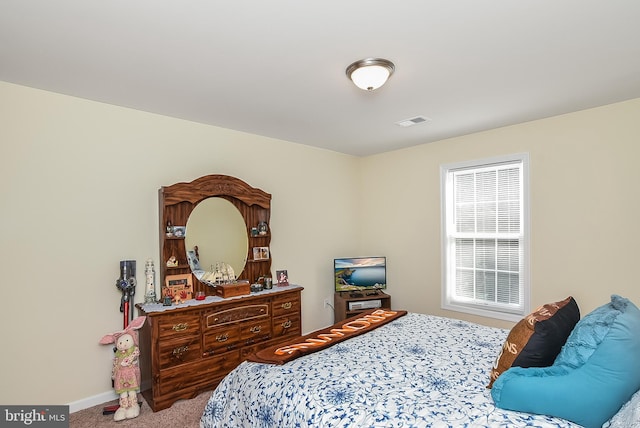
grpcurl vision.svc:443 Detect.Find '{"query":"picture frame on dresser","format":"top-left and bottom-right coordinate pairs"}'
top-left (276, 270), bottom-right (289, 286)
top-left (253, 246), bottom-right (270, 260)
top-left (163, 273), bottom-right (193, 301)
top-left (171, 226), bottom-right (186, 237)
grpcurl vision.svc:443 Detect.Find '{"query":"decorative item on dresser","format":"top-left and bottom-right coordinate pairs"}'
top-left (137, 173), bottom-right (304, 411)
top-left (136, 285), bottom-right (302, 412)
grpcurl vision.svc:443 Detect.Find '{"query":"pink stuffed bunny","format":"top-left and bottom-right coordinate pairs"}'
top-left (99, 316), bottom-right (146, 421)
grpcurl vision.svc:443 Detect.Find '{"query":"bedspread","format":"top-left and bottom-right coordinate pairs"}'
top-left (201, 313), bottom-right (582, 428)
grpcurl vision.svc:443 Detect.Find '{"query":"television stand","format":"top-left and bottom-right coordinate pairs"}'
top-left (350, 289), bottom-right (384, 298)
top-left (334, 291), bottom-right (391, 322)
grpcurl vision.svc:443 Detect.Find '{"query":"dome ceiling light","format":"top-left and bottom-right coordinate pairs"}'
top-left (346, 58), bottom-right (395, 91)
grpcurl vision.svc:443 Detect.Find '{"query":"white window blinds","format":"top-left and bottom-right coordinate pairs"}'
top-left (441, 154), bottom-right (529, 321)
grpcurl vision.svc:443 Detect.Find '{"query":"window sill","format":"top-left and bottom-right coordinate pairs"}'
top-left (441, 302), bottom-right (525, 323)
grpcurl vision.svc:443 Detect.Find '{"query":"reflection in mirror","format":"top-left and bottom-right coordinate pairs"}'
top-left (185, 197), bottom-right (248, 284)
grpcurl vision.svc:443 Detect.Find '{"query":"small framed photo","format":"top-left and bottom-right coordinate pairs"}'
top-left (276, 270), bottom-right (289, 287)
top-left (172, 226), bottom-right (186, 238)
top-left (253, 246), bottom-right (270, 260)
top-left (163, 273), bottom-right (193, 302)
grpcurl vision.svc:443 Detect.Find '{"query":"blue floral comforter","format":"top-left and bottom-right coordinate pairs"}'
top-left (201, 313), bottom-right (580, 428)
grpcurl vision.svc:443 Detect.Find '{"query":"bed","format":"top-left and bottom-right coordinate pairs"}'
top-left (201, 306), bottom-right (640, 428)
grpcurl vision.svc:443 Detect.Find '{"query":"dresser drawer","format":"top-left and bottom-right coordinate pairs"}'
top-left (157, 313), bottom-right (200, 339)
top-left (205, 303), bottom-right (269, 328)
top-left (158, 336), bottom-right (202, 370)
top-left (158, 351), bottom-right (240, 396)
top-left (239, 319), bottom-right (272, 345)
top-left (202, 326), bottom-right (242, 356)
top-left (272, 292), bottom-right (300, 317)
top-left (272, 314), bottom-right (300, 338)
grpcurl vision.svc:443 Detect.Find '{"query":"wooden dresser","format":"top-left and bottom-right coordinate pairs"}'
top-left (136, 285), bottom-right (303, 411)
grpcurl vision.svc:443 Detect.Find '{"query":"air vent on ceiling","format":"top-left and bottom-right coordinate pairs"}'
top-left (395, 116), bottom-right (431, 127)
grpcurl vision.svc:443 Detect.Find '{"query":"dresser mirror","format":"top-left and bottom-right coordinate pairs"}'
top-left (185, 197), bottom-right (248, 278)
top-left (159, 174), bottom-right (272, 296)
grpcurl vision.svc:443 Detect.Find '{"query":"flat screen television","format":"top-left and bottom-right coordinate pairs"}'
top-left (334, 256), bottom-right (386, 292)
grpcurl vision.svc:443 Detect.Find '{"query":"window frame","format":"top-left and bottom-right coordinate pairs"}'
top-left (440, 153), bottom-right (530, 322)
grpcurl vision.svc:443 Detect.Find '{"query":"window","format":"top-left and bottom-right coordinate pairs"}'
top-left (440, 153), bottom-right (529, 322)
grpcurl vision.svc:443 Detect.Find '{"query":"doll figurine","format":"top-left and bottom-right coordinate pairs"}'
top-left (99, 316), bottom-right (146, 421)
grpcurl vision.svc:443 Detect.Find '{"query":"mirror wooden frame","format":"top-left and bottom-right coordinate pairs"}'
top-left (159, 174), bottom-right (272, 296)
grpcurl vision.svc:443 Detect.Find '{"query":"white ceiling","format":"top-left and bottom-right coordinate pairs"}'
top-left (2, 1), bottom-right (640, 157)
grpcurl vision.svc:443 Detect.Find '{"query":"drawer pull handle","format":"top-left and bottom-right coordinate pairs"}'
top-left (216, 334), bottom-right (229, 342)
top-left (281, 302), bottom-right (292, 310)
top-left (172, 323), bottom-right (188, 332)
top-left (250, 326), bottom-right (261, 334)
top-left (282, 320), bottom-right (292, 329)
top-left (172, 346), bottom-right (189, 358)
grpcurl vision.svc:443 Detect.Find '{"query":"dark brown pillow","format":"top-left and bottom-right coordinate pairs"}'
top-left (488, 296), bottom-right (579, 388)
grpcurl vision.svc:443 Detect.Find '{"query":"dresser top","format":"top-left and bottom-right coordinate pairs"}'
top-left (137, 284), bottom-right (303, 314)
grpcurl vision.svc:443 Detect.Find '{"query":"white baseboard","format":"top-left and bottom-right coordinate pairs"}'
top-left (68, 390), bottom-right (118, 413)
top-left (68, 380), bottom-right (152, 413)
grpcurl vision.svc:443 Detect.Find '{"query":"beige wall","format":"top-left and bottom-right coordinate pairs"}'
top-left (1, 80), bottom-right (639, 408)
top-left (360, 97), bottom-right (640, 329)
top-left (0, 82), bottom-right (360, 407)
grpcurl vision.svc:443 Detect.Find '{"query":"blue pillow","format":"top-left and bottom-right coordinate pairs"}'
top-left (492, 295), bottom-right (640, 428)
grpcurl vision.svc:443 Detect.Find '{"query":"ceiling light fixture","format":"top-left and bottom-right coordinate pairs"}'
top-left (346, 58), bottom-right (395, 91)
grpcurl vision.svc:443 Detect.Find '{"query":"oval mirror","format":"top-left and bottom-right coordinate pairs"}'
top-left (185, 197), bottom-right (248, 281)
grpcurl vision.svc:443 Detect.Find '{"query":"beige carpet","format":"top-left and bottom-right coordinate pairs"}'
top-left (69, 391), bottom-right (212, 428)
